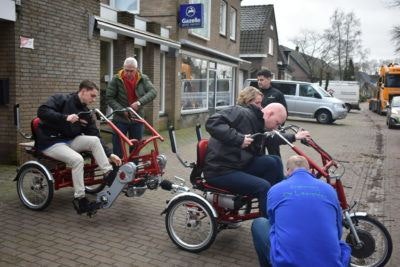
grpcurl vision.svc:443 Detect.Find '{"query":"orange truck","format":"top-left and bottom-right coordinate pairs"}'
top-left (369, 63), bottom-right (400, 115)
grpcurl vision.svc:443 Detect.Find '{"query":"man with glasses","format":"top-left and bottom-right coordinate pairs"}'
top-left (36, 80), bottom-right (122, 214)
top-left (106, 57), bottom-right (157, 158)
top-left (204, 102), bottom-right (287, 218)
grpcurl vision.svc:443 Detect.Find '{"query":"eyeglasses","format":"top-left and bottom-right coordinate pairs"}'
top-left (125, 69), bottom-right (135, 73)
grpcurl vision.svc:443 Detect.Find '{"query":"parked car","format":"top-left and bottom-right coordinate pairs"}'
top-left (386, 96), bottom-right (400, 129)
top-left (244, 79), bottom-right (348, 124)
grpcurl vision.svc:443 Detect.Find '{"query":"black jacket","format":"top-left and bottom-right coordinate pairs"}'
top-left (261, 86), bottom-right (287, 109)
top-left (203, 104), bottom-right (265, 179)
top-left (36, 93), bottom-right (111, 156)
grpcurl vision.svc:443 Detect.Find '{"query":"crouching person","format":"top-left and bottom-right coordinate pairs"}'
top-left (251, 155), bottom-right (351, 267)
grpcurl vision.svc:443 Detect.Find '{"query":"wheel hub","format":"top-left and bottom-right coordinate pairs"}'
top-left (346, 229), bottom-right (376, 258)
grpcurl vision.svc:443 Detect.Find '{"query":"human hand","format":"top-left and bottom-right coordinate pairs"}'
top-left (241, 134), bottom-right (254, 148)
top-left (66, 114), bottom-right (79, 123)
top-left (295, 130), bottom-right (311, 140)
top-left (130, 101), bottom-right (141, 111)
top-left (109, 153), bottom-right (122, 166)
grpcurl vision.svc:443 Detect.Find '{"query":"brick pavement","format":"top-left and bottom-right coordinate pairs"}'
top-left (0, 103), bottom-right (398, 266)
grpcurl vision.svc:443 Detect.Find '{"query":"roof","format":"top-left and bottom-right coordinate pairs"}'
top-left (240, 5), bottom-right (274, 54)
top-left (279, 45), bottom-right (311, 74)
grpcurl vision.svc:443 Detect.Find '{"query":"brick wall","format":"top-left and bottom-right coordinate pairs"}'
top-left (0, 0), bottom-right (101, 163)
top-left (0, 21), bottom-right (17, 162)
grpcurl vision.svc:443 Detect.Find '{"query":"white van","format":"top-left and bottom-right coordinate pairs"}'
top-left (318, 81), bottom-right (360, 112)
top-left (244, 79), bottom-right (348, 124)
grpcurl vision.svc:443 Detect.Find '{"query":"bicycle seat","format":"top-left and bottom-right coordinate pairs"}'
top-left (190, 139), bottom-right (233, 194)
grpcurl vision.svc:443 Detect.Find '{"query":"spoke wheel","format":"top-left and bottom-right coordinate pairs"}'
top-left (343, 215), bottom-right (392, 267)
top-left (165, 195), bottom-right (217, 253)
top-left (16, 163), bottom-right (54, 210)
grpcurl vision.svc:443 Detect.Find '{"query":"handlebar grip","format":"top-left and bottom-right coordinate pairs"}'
top-left (195, 124), bottom-right (202, 141)
top-left (301, 138), bottom-right (310, 146)
top-left (168, 125), bottom-right (177, 153)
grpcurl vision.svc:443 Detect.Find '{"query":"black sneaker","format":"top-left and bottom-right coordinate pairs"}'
top-left (72, 197), bottom-right (90, 214)
top-left (103, 167), bottom-right (119, 186)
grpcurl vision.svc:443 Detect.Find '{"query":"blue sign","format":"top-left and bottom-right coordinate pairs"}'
top-left (179, 3), bottom-right (203, 28)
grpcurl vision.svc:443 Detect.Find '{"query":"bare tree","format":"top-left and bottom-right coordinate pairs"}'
top-left (391, 0), bottom-right (400, 53)
top-left (291, 30), bottom-right (335, 82)
top-left (324, 9), bottom-right (362, 80)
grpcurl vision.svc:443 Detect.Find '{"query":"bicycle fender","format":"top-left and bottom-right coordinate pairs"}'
top-left (14, 160), bottom-right (54, 182)
top-left (161, 192), bottom-right (218, 218)
top-left (348, 211), bottom-right (368, 217)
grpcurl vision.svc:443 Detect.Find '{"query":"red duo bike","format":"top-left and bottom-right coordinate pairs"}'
top-left (14, 105), bottom-right (167, 216)
top-left (161, 124), bottom-right (393, 267)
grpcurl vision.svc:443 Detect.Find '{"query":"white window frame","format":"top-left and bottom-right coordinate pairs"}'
top-left (159, 52), bottom-right (166, 115)
top-left (229, 6), bottom-right (237, 41)
top-left (115, 0), bottom-right (140, 14)
top-left (189, 0), bottom-right (211, 40)
top-left (219, 0), bottom-right (227, 36)
top-left (134, 46), bottom-right (143, 70)
top-left (268, 37), bottom-right (274, 56)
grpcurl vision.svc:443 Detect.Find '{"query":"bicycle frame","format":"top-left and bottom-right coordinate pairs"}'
top-left (273, 129), bottom-right (349, 210)
top-left (94, 107), bottom-right (165, 180)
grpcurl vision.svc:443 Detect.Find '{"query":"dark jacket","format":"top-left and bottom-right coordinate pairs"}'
top-left (106, 69), bottom-right (157, 123)
top-left (36, 93), bottom-right (111, 156)
top-left (203, 104), bottom-right (265, 179)
top-left (261, 86), bottom-right (287, 109)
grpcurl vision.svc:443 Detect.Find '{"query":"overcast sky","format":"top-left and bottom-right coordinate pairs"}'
top-left (241, 0), bottom-right (400, 61)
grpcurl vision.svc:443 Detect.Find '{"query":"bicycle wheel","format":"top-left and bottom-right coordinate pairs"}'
top-left (16, 163), bottom-right (54, 210)
top-left (165, 195), bottom-right (217, 253)
top-left (343, 215), bottom-right (392, 267)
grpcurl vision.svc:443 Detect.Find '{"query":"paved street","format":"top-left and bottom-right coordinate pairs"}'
top-left (0, 103), bottom-right (399, 266)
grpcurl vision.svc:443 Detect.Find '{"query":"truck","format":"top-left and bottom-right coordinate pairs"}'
top-left (318, 81), bottom-right (360, 112)
top-left (369, 64), bottom-right (400, 115)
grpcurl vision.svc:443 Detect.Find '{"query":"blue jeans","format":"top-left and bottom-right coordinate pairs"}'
top-left (251, 217), bottom-right (271, 267)
top-left (206, 155), bottom-right (283, 217)
top-left (112, 121), bottom-right (144, 158)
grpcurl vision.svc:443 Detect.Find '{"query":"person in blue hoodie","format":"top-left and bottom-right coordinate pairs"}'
top-left (251, 155), bottom-right (351, 267)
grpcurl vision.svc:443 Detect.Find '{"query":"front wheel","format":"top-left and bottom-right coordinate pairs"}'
top-left (16, 163), bottom-right (54, 210)
top-left (343, 215), bottom-right (392, 267)
top-left (165, 195), bottom-right (217, 253)
top-left (316, 110), bottom-right (333, 124)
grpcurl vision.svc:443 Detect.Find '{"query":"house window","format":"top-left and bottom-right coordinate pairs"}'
top-left (115, 0), bottom-right (140, 14)
top-left (189, 0), bottom-right (211, 40)
top-left (159, 53), bottom-right (166, 114)
top-left (229, 6), bottom-right (237, 41)
top-left (214, 63), bottom-right (234, 108)
top-left (268, 37), bottom-right (274, 55)
top-left (181, 55), bottom-right (235, 113)
top-left (219, 0), bottom-right (227, 36)
top-left (134, 47), bottom-right (143, 70)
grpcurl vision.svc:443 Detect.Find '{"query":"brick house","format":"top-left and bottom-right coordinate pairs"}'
top-left (0, 0), bottom-right (243, 163)
top-left (240, 4), bottom-right (281, 78)
top-left (140, 0), bottom-right (243, 128)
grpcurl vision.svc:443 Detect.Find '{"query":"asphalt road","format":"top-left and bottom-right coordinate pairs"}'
top-left (0, 102), bottom-right (398, 266)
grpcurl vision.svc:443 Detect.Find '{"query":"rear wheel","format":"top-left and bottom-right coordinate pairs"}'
top-left (345, 104), bottom-right (351, 113)
top-left (16, 163), bottom-right (54, 210)
top-left (316, 110), bottom-right (333, 124)
top-left (343, 215), bottom-right (392, 267)
top-left (165, 195), bottom-right (217, 253)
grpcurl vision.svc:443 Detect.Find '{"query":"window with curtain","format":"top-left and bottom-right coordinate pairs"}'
top-left (189, 0), bottom-right (211, 40)
top-left (219, 0), bottom-right (227, 36)
top-left (229, 6), bottom-right (237, 41)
